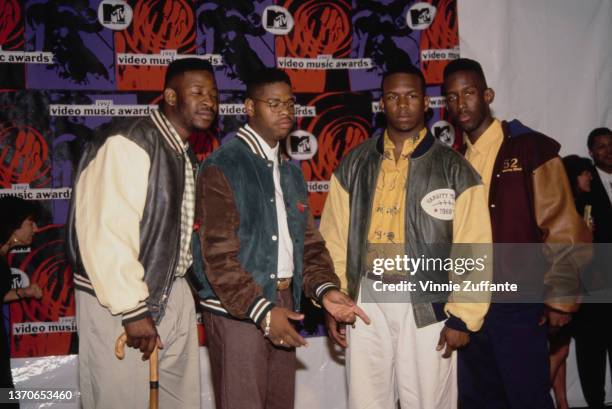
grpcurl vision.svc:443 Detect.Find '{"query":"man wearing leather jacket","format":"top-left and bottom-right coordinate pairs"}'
top-left (443, 57), bottom-right (591, 409)
top-left (320, 62), bottom-right (492, 409)
top-left (67, 58), bottom-right (218, 409)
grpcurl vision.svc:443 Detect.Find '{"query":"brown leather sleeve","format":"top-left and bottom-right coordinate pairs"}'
top-left (301, 212), bottom-right (341, 301)
top-left (533, 157), bottom-right (593, 312)
top-left (196, 165), bottom-right (267, 320)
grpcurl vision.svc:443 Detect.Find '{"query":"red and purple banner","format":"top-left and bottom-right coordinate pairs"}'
top-left (0, 0), bottom-right (459, 357)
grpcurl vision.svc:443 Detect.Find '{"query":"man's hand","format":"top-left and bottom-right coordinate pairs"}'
top-left (267, 307), bottom-right (308, 348)
top-left (325, 311), bottom-right (348, 348)
top-left (539, 308), bottom-right (572, 333)
top-left (123, 316), bottom-right (163, 361)
top-left (436, 326), bottom-right (470, 358)
top-left (321, 289), bottom-right (370, 325)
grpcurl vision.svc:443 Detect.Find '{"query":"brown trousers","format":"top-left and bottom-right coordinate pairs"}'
top-left (203, 288), bottom-right (296, 409)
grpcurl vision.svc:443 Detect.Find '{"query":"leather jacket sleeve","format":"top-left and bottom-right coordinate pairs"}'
top-left (533, 157), bottom-right (592, 312)
top-left (319, 175), bottom-right (351, 293)
top-left (75, 135), bottom-right (150, 321)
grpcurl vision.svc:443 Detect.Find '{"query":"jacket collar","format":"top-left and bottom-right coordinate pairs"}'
top-left (375, 128), bottom-right (435, 159)
top-left (458, 118), bottom-right (524, 152)
top-left (501, 119), bottom-right (535, 140)
top-left (150, 109), bottom-right (188, 154)
top-left (237, 124), bottom-right (284, 163)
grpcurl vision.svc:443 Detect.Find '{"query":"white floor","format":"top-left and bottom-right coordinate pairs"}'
top-left (11, 337), bottom-right (611, 408)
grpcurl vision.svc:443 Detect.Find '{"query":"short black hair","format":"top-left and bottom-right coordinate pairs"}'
top-left (443, 58), bottom-right (488, 88)
top-left (0, 197), bottom-right (40, 244)
top-left (246, 68), bottom-right (292, 99)
top-left (587, 127), bottom-right (612, 150)
top-left (164, 58), bottom-right (214, 89)
top-left (381, 62), bottom-right (426, 94)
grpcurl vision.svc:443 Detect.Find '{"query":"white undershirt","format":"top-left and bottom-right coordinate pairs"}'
top-left (247, 125), bottom-right (294, 278)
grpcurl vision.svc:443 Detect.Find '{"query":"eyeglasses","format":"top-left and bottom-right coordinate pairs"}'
top-left (252, 97), bottom-right (296, 113)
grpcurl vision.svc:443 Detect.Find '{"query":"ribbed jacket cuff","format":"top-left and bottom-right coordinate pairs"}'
top-left (248, 296), bottom-right (275, 327)
top-left (315, 282), bottom-right (339, 304)
top-left (121, 301), bottom-right (150, 325)
top-left (445, 314), bottom-right (469, 333)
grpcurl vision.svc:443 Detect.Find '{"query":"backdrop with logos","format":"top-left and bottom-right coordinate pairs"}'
top-left (0, 0), bottom-right (459, 359)
top-left (3, 1), bottom-right (611, 408)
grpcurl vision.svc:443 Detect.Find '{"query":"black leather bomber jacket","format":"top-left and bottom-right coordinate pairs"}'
top-left (67, 113), bottom-right (195, 324)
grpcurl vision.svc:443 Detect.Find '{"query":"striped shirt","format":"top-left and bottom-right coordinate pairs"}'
top-left (151, 110), bottom-right (195, 277)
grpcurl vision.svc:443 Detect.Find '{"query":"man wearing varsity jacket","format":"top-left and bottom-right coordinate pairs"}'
top-left (193, 68), bottom-right (369, 409)
top-left (67, 58), bottom-right (217, 409)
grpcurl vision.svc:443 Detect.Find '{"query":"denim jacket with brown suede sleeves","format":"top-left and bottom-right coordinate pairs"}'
top-left (192, 127), bottom-right (339, 328)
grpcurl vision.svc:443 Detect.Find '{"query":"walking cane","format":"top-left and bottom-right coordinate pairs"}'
top-left (115, 333), bottom-right (159, 409)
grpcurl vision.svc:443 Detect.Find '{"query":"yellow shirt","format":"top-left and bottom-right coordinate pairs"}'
top-left (320, 129), bottom-right (494, 330)
top-left (464, 119), bottom-right (504, 199)
top-left (367, 128), bottom-right (427, 244)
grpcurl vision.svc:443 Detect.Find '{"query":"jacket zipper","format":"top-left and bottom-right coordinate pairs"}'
top-left (157, 152), bottom-right (184, 322)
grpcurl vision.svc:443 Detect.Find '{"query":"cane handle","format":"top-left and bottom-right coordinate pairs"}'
top-left (115, 332), bottom-right (128, 360)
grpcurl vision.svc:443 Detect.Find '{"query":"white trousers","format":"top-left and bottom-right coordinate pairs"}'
top-left (347, 281), bottom-right (457, 409)
top-left (76, 277), bottom-right (201, 409)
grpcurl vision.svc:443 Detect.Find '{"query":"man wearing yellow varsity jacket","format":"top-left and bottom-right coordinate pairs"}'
top-left (320, 62), bottom-right (492, 409)
top-left (192, 68), bottom-right (370, 409)
top-left (443, 58), bottom-right (592, 409)
top-left (67, 58), bottom-right (218, 409)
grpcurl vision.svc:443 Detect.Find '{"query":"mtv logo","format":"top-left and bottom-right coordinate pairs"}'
top-left (410, 8), bottom-right (432, 26)
top-left (103, 4), bottom-right (126, 24)
top-left (11, 273), bottom-right (24, 289)
top-left (434, 126), bottom-right (452, 144)
top-left (266, 10), bottom-right (288, 29)
top-left (291, 135), bottom-right (311, 154)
